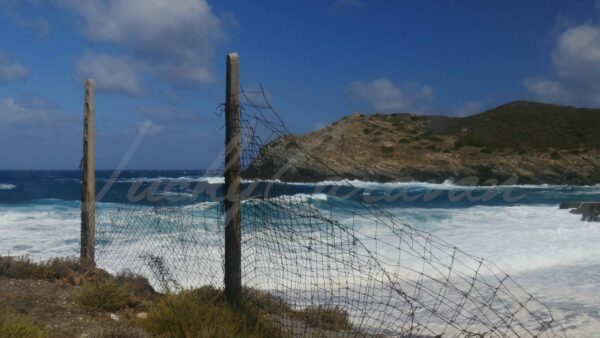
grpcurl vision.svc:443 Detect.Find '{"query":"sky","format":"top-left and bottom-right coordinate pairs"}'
top-left (1, 0), bottom-right (600, 169)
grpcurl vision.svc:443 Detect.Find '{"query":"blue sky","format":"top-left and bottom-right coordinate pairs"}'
top-left (1, 0), bottom-right (599, 169)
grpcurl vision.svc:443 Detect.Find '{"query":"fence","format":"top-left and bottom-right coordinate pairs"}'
top-left (93, 54), bottom-right (565, 337)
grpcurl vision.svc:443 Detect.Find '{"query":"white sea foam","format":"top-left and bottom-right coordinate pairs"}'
top-left (304, 178), bottom-right (576, 190)
top-left (0, 184), bottom-right (16, 190)
top-left (1, 198), bottom-right (599, 334)
top-left (0, 203), bottom-right (80, 258)
top-left (287, 193), bottom-right (328, 202)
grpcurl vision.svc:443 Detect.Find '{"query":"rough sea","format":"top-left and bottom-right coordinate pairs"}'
top-left (1, 170), bottom-right (599, 336)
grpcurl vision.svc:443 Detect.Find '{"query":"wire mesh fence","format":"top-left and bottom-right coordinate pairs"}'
top-left (96, 84), bottom-right (566, 337)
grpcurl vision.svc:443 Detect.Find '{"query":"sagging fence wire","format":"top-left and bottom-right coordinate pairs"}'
top-left (96, 84), bottom-right (566, 337)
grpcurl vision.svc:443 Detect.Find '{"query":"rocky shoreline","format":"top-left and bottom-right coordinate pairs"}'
top-left (560, 202), bottom-right (600, 222)
top-left (245, 101), bottom-right (600, 185)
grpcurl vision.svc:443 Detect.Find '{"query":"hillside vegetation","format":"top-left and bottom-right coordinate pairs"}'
top-left (0, 256), bottom-right (362, 337)
top-left (245, 101), bottom-right (600, 184)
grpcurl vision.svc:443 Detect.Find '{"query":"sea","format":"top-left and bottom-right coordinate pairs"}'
top-left (1, 170), bottom-right (599, 336)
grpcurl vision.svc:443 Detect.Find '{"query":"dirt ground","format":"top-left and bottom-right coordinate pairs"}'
top-left (0, 276), bottom-right (148, 337)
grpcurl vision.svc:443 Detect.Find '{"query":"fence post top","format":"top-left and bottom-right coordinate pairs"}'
top-left (227, 52), bottom-right (239, 63)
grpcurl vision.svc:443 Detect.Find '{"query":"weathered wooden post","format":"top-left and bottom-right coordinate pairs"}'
top-left (224, 52), bottom-right (242, 306)
top-left (81, 79), bottom-right (96, 267)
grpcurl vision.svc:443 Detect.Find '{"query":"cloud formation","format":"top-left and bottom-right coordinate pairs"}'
top-left (75, 52), bottom-right (142, 97)
top-left (134, 106), bottom-right (203, 138)
top-left (350, 78), bottom-right (434, 113)
top-left (454, 101), bottom-right (483, 117)
top-left (62, 0), bottom-right (225, 88)
top-left (0, 95), bottom-right (72, 136)
top-left (523, 77), bottom-right (570, 103)
top-left (0, 52), bottom-right (27, 83)
top-left (0, 0), bottom-right (52, 37)
top-left (525, 22), bottom-right (600, 106)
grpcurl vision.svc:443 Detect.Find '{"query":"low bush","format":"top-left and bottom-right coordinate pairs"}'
top-left (0, 307), bottom-right (49, 338)
top-left (0, 256), bottom-right (86, 281)
top-left (141, 287), bottom-right (281, 338)
top-left (300, 305), bottom-right (352, 331)
top-left (380, 146), bottom-right (394, 153)
top-left (459, 134), bottom-right (484, 147)
top-left (77, 279), bottom-right (130, 312)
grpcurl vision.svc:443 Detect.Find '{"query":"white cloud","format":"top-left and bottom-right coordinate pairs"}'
top-left (454, 101), bottom-right (483, 117)
top-left (525, 22), bottom-right (600, 106)
top-left (75, 52), bottom-right (142, 97)
top-left (0, 0), bottom-right (52, 37)
top-left (522, 77), bottom-right (570, 104)
top-left (61, 0), bottom-right (225, 87)
top-left (553, 24), bottom-right (600, 82)
top-left (0, 95), bottom-right (69, 129)
top-left (0, 52), bottom-right (27, 83)
top-left (350, 78), bottom-right (434, 113)
top-left (134, 106), bottom-right (203, 138)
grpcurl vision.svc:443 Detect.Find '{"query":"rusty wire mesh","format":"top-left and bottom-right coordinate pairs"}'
top-left (95, 85), bottom-right (566, 337)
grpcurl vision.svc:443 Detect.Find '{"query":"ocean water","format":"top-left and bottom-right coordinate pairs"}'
top-left (1, 170), bottom-right (599, 335)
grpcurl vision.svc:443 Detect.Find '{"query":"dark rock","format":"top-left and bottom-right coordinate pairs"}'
top-left (563, 202), bottom-right (600, 222)
top-left (559, 202), bottom-right (581, 209)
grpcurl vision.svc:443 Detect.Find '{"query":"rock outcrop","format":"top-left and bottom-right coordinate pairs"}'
top-left (244, 101), bottom-right (600, 184)
top-left (560, 202), bottom-right (600, 222)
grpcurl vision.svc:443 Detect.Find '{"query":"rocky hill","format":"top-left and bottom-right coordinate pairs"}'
top-left (244, 101), bottom-right (600, 184)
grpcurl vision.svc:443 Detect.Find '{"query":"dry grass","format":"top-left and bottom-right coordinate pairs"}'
top-left (141, 286), bottom-right (284, 338)
top-left (0, 256), bottom-right (357, 337)
top-left (0, 256), bottom-right (84, 281)
top-left (300, 305), bottom-right (352, 331)
top-left (0, 306), bottom-right (50, 338)
top-left (77, 279), bottom-right (131, 312)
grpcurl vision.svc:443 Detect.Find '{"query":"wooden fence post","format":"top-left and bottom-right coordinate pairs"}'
top-left (81, 79), bottom-right (96, 267)
top-left (224, 52), bottom-right (242, 306)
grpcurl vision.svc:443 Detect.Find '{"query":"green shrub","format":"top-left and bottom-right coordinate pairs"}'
top-left (242, 288), bottom-right (290, 315)
top-left (141, 288), bottom-right (281, 338)
top-left (0, 256), bottom-right (83, 281)
top-left (380, 146), bottom-right (394, 153)
top-left (550, 151), bottom-right (561, 160)
top-left (300, 305), bottom-right (352, 331)
top-left (459, 134), bottom-right (484, 147)
top-left (363, 128), bottom-right (372, 134)
top-left (0, 308), bottom-right (49, 338)
top-left (77, 279), bottom-right (130, 312)
top-left (480, 148), bottom-right (493, 154)
top-left (398, 138), bottom-right (411, 144)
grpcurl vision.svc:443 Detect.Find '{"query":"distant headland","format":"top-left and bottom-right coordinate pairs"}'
top-left (245, 101), bottom-right (600, 185)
